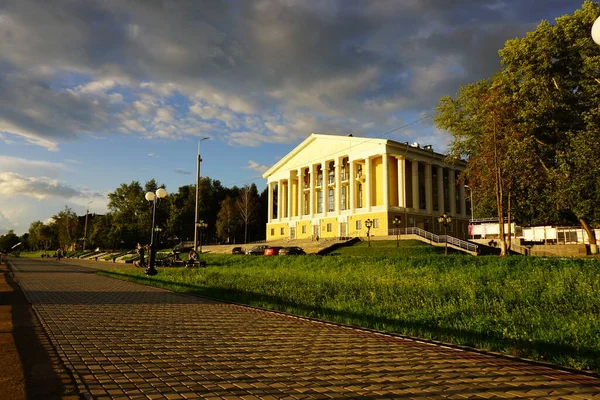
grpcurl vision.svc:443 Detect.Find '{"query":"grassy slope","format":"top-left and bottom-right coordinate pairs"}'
top-left (97, 240), bottom-right (600, 373)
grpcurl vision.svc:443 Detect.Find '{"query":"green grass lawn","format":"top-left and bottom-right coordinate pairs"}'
top-left (96, 239), bottom-right (600, 373)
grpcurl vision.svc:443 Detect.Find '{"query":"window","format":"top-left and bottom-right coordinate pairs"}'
top-left (341, 187), bottom-right (347, 210)
top-left (448, 223), bottom-right (453, 233)
top-left (304, 194), bottom-right (309, 215)
top-left (317, 191), bottom-right (323, 213)
top-left (356, 220), bottom-right (362, 230)
top-left (280, 227), bottom-right (285, 235)
top-left (302, 225), bottom-right (306, 234)
top-left (373, 219), bottom-right (379, 228)
top-left (357, 183), bottom-right (363, 208)
top-left (341, 167), bottom-right (347, 181)
top-left (270, 228), bottom-right (274, 236)
top-left (328, 189), bottom-right (334, 212)
top-left (328, 169), bottom-right (335, 184)
top-left (317, 171), bottom-right (323, 187)
top-left (327, 223), bottom-right (332, 232)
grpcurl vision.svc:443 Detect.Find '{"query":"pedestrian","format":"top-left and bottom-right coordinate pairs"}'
top-left (135, 242), bottom-right (146, 268)
top-left (56, 247), bottom-right (63, 261)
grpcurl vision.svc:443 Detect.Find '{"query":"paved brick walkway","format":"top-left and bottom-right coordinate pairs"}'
top-left (10, 258), bottom-right (600, 399)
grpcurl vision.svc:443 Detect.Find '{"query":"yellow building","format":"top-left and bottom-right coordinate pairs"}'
top-left (262, 133), bottom-right (470, 241)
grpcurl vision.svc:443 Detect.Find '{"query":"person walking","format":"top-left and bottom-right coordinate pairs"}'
top-left (56, 247), bottom-right (63, 261)
top-left (134, 243), bottom-right (146, 268)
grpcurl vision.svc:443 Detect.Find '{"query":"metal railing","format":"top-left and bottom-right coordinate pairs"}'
top-left (389, 227), bottom-right (479, 253)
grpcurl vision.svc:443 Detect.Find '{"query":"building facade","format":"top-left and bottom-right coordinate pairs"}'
top-left (263, 133), bottom-right (470, 241)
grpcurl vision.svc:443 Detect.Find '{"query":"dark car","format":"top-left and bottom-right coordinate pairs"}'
top-left (264, 246), bottom-right (283, 256)
top-left (246, 245), bottom-right (269, 255)
top-left (279, 246), bottom-right (306, 255)
top-left (231, 247), bottom-right (245, 254)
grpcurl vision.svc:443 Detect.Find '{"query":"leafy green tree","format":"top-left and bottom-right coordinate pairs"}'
top-left (51, 206), bottom-right (79, 249)
top-left (216, 196), bottom-right (242, 243)
top-left (437, 1), bottom-right (600, 254)
top-left (0, 230), bottom-right (20, 252)
top-left (497, 0), bottom-right (600, 253)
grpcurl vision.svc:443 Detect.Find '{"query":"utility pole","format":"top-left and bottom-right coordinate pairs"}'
top-left (83, 201), bottom-right (92, 251)
top-left (194, 137), bottom-right (209, 253)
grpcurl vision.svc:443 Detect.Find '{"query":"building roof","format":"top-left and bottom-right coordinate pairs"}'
top-left (263, 133), bottom-right (462, 179)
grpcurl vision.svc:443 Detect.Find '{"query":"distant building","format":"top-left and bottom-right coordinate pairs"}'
top-left (262, 133), bottom-right (470, 240)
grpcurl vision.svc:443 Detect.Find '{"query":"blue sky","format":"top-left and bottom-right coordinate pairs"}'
top-left (0, 0), bottom-right (586, 234)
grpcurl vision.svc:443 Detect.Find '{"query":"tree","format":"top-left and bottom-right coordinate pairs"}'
top-left (51, 206), bottom-right (79, 249)
top-left (236, 184), bottom-right (260, 244)
top-left (216, 196), bottom-right (242, 243)
top-left (437, 1), bottom-right (600, 254)
top-left (436, 77), bottom-right (532, 255)
top-left (498, 0), bottom-right (600, 253)
top-left (0, 230), bottom-right (20, 252)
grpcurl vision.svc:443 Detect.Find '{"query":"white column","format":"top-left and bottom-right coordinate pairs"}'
top-left (412, 160), bottom-right (419, 210)
top-left (309, 165), bottom-right (315, 217)
top-left (287, 174), bottom-right (292, 220)
top-left (397, 157), bottom-right (406, 208)
top-left (459, 179), bottom-right (466, 217)
top-left (365, 157), bottom-right (371, 211)
top-left (297, 168), bottom-right (303, 218)
top-left (425, 163), bottom-right (432, 214)
top-left (382, 154), bottom-right (390, 210)
top-left (437, 165), bottom-right (444, 213)
top-left (323, 161), bottom-right (328, 217)
top-left (448, 169), bottom-right (456, 217)
top-left (268, 181), bottom-right (273, 223)
top-left (350, 161), bottom-right (356, 212)
top-left (277, 179), bottom-right (283, 220)
top-left (335, 158), bottom-right (341, 215)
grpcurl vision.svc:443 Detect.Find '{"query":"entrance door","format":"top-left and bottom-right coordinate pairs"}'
top-left (339, 222), bottom-right (347, 238)
top-left (290, 227), bottom-right (296, 240)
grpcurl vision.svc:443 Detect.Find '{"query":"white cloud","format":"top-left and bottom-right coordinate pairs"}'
top-left (245, 160), bottom-right (269, 174)
top-left (0, 172), bottom-right (81, 199)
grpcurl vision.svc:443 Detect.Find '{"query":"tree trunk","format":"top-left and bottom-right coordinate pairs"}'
top-left (579, 217), bottom-right (598, 255)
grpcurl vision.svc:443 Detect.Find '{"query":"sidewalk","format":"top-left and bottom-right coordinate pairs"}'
top-left (5, 257), bottom-right (600, 399)
top-left (0, 260), bottom-right (79, 399)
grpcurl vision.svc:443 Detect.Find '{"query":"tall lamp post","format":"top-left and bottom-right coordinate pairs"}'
top-left (145, 188), bottom-right (168, 276)
top-left (194, 137), bottom-right (210, 253)
top-left (364, 218), bottom-right (373, 247)
top-left (393, 216), bottom-right (401, 247)
top-left (83, 201), bottom-right (92, 251)
top-left (438, 213), bottom-right (452, 255)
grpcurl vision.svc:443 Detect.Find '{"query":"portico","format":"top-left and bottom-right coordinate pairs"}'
top-left (263, 133), bottom-right (469, 241)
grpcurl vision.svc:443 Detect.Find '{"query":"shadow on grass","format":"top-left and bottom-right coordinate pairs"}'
top-left (99, 269), bottom-right (600, 374)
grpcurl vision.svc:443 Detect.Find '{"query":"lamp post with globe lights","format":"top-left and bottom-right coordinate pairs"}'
top-left (364, 218), bottom-right (373, 247)
top-left (592, 16), bottom-right (600, 45)
top-left (392, 216), bottom-right (401, 247)
top-left (145, 188), bottom-right (167, 276)
top-left (438, 213), bottom-right (452, 255)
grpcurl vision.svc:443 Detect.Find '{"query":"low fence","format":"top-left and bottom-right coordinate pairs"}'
top-left (388, 227), bottom-right (479, 254)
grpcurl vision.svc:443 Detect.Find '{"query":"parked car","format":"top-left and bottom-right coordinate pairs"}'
top-left (246, 245), bottom-right (269, 255)
top-left (231, 247), bottom-right (245, 254)
top-left (279, 246), bottom-right (306, 255)
top-left (264, 246), bottom-right (283, 256)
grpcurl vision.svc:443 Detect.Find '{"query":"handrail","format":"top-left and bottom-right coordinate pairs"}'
top-left (388, 227), bottom-right (479, 253)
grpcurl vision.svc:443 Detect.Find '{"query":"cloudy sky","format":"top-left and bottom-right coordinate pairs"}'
top-left (0, 0), bottom-right (585, 234)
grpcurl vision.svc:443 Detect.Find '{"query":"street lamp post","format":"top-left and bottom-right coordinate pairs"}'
top-left (194, 137), bottom-right (210, 253)
top-left (364, 218), bottom-right (373, 247)
top-left (145, 188), bottom-right (168, 276)
top-left (438, 213), bottom-right (452, 255)
top-left (392, 216), bottom-right (401, 247)
top-left (83, 201), bottom-right (92, 251)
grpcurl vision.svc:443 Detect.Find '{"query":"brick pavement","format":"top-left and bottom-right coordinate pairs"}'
top-left (9, 258), bottom-right (600, 399)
